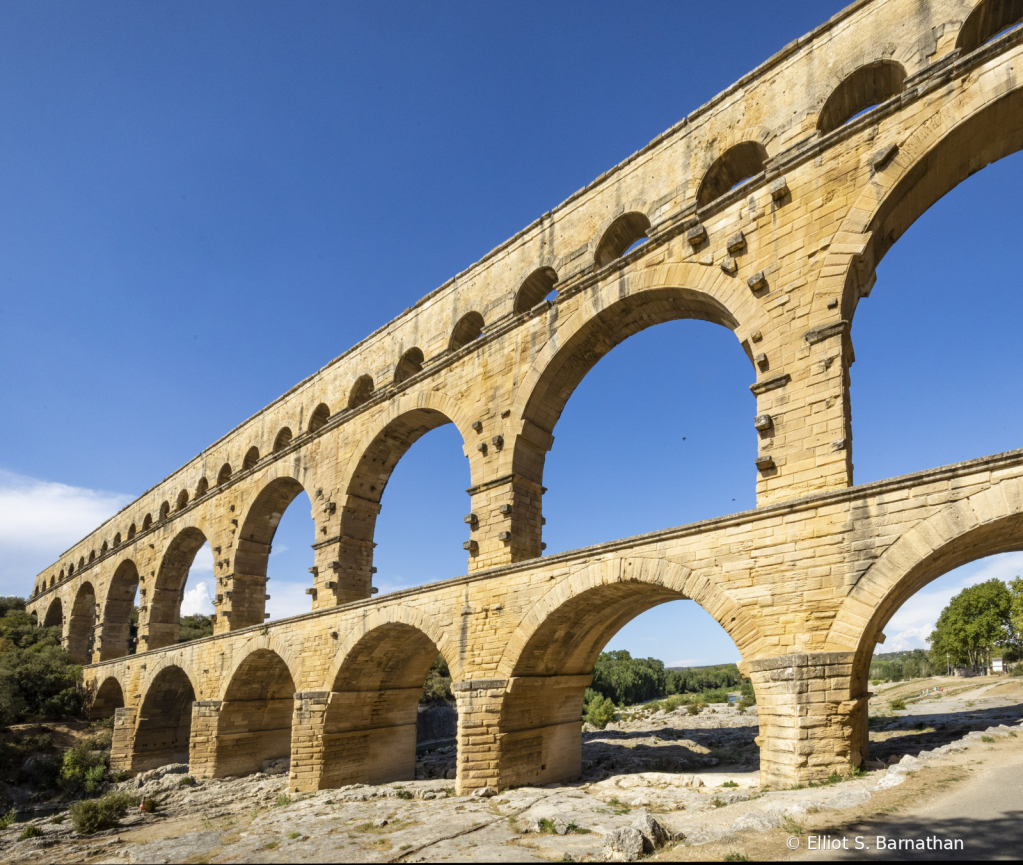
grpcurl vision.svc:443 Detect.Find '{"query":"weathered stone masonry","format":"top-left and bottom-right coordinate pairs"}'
top-left (24, 0), bottom-right (1023, 791)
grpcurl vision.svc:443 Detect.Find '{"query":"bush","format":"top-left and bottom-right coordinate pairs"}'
top-left (0, 807), bottom-right (15, 829)
top-left (69, 792), bottom-right (138, 834)
top-left (19, 825), bottom-right (42, 840)
top-left (60, 744), bottom-right (108, 794)
top-left (687, 702), bottom-right (702, 716)
top-left (583, 694), bottom-right (616, 729)
top-left (888, 698), bottom-right (906, 711)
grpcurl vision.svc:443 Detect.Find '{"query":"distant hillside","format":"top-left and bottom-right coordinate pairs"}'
top-left (665, 662), bottom-right (741, 672)
top-left (871, 649), bottom-right (928, 663)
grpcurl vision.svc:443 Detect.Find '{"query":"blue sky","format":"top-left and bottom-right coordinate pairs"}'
top-left (1, 1), bottom-right (1021, 666)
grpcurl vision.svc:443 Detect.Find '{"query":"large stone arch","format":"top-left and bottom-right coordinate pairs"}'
top-left (325, 601), bottom-right (462, 688)
top-left (98, 558), bottom-right (140, 661)
top-left (510, 274), bottom-right (753, 508)
top-left (330, 391), bottom-right (475, 602)
top-left (821, 473), bottom-right (1023, 771)
top-left (827, 474), bottom-right (1023, 670)
top-left (147, 525), bottom-right (209, 651)
top-left (231, 474), bottom-right (316, 629)
top-left (66, 581), bottom-right (97, 664)
top-left (305, 605), bottom-right (460, 790)
top-left (490, 556), bottom-right (756, 789)
top-left (42, 596), bottom-right (63, 629)
top-left (133, 662), bottom-right (199, 772)
top-left (218, 633), bottom-right (303, 700)
top-left (90, 675), bottom-right (126, 721)
top-left (497, 556), bottom-right (757, 679)
top-left (827, 59), bottom-right (1023, 320)
top-left (202, 648), bottom-right (297, 779)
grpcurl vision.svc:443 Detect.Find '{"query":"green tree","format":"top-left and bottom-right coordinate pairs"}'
top-left (0, 598), bottom-right (83, 725)
top-left (929, 579), bottom-right (1012, 672)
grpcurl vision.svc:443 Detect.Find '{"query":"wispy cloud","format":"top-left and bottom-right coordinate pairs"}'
top-left (0, 468), bottom-right (132, 596)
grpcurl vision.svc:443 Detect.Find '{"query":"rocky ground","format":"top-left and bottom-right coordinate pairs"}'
top-left (2, 677), bottom-right (1021, 863)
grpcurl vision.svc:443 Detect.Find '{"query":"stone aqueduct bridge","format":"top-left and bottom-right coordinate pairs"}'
top-left (24, 0), bottom-right (1023, 791)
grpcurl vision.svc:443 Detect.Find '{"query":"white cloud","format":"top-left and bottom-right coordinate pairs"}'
top-left (669, 659), bottom-right (709, 668)
top-left (883, 552), bottom-right (1023, 651)
top-left (0, 468), bottom-right (132, 597)
top-left (181, 580), bottom-right (214, 616)
top-left (188, 543), bottom-right (214, 573)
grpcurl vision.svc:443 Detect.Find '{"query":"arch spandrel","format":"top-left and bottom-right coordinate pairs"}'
top-left (137, 655), bottom-right (202, 708)
top-left (509, 270), bottom-right (753, 469)
top-left (826, 475), bottom-right (1023, 661)
top-left (496, 557), bottom-right (758, 680)
top-left (218, 634), bottom-right (304, 700)
top-left (823, 54), bottom-right (1023, 319)
top-left (337, 390), bottom-right (476, 496)
top-left (325, 602), bottom-right (462, 689)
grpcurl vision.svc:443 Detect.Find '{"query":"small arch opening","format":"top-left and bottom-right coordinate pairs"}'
top-left (91, 677), bottom-right (125, 721)
top-left (143, 513), bottom-right (153, 530)
top-left (817, 60), bottom-right (906, 136)
top-left (394, 348), bottom-right (425, 384)
top-left (348, 375), bottom-right (375, 410)
top-left (89, 550), bottom-right (96, 563)
top-left (308, 403), bottom-right (330, 433)
top-left (43, 597), bottom-right (62, 628)
top-left (957, 0), bottom-right (1023, 54)
top-left (159, 502), bottom-right (170, 521)
top-left (130, 521), bottom-right (140, 538)
top-left (243, 447), bottom-right (260, 471)
top-left (272, 427), bottom-right (293, 454)
top-left (68, 564), bottom-right (75, 576)
top-left (78, 557), bottom-right (85, 570)
top-left (594, 213), bottom-right (652, 268)
top-left (514, 267), bottom-right (560, 313)
top-left (448, 312), bottom-right (485, 352)
top-left (196, 477), bottom-right (209, 498)
top-left (101, 541), bottom-right (108, 555)
top-left (176, 490), bottom-right (189, 511)
top-left (113, 532), bottom-right (122, 547)
top-left (696, 141), bottom-right (769, 208)
top-left (217, 463), bottom-right (233, 486)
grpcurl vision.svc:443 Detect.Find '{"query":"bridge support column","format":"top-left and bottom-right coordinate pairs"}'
top-left (93, 622), bottom-right (129, 662)
top-left (189, 700), bottom-right (223, 778)
top-left (288, 688), bottom-right (421, 793)
top-left (747, 651), bottom-right (866, 788)
top-left (213, 571), bottom-right (268, 634)
top-left (453, 675), bottom-right (588, 793)
top-left (465, 475), bottom-right (544, 571)
top-left (109, 706), bottom-right (136, 773)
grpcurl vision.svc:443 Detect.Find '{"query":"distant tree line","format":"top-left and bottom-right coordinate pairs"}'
top-left (587, 650), bottom-right (751, 707)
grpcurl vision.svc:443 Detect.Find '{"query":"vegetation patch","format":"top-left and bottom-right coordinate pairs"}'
top-left (69, 791), bottom-right (139, 834)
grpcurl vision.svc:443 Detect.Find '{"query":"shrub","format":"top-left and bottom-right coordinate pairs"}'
top-left (663, 695), bottom-right (684, 712)
top-left (69, 792), bottom-right (138, 834)
top-left (60, 744), bottom-right (108, 794)
top-left (179, 776), bottom-right (196, 787)
top-left (19, 825), bottom-right (42, 840)
top-left (687, 702), bottom-right (702, 716)
top-left (981, 735), bottom-right (996, 743)
top-left (0, 807), bottom-right (16, 829)
top-left (274, 793), bottom-right (291, 808)
top-left (888, 698), bottom-right (906, 711)
top-left (584, 695), bottom-right (616, 729)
